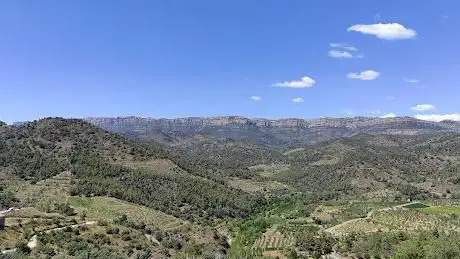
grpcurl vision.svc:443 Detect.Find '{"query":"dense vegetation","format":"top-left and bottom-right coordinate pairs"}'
top-left (1, 117), bottom-right (460, 258)
top-left (0, 118), bottom-right (263, 222)
top-left (70, 150), bottom-right (263, 221)
top-left (0, 184), bottom-right (16, 209)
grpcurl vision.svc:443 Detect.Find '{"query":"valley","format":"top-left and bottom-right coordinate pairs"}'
top-left (1, 117), bottom-right (460, 258)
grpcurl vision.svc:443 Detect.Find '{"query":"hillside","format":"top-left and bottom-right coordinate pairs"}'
top-left (86, 116), bottom-right (460, 146)
top-left (5, 118), bottom-right (458, 210)
top-left (2, 117), bottom-right (460, 258)
top-left (276, 133), bottom-right (460, 200)
top-left (85, 116), bottom-right (460, 201)
top-left (0, 118), bottom-right (262, 222)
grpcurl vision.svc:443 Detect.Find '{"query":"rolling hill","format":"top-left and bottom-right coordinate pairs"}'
top-left (0, 118), bottom-right (263, 221)
top-left (2, 117), bottom-right (460, 258)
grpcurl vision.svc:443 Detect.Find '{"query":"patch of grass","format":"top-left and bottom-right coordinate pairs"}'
top-left (420, 205), bottom-right (460, 215)
top-left (6, 207), bottom-right (64, 219)
top-left (10, 172), bottom-right (72, 207)
top-left (249, 164), bottom-right (290, 178)
top-left (403, 203), bottom-right (430, 209)
top-left (227, 177), bottom-right (291, 194)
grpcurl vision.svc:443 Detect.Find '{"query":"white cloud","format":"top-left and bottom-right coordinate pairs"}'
top-left (292, 97), bottom-right (304, 103)
top-left (381, 113), bottom-right (397, 118)
top-left (273, 76), bottom-right (316, 88)
top-left (348, 23), bottom-right (417, 40)
top-left (414, 114), bottom-right (460, 122)
top-left (250, 96), bottom-right (261, 101)
top-left (412, 104), bottom-right (435, 112)
top-left (328, 43), bottom-right (363, 59)
top-left (404, 78), bottom-right (419, 84)
top-left (329, 50), bottom-right (353, 59)
top-left (386, 96), bottom-right (396, 101)
top-left (347, 70), bottom-right (380, 80)
top-left (329, 43), bottom-right (358, 51)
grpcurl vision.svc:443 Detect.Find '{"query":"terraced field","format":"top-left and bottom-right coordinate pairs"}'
top-left (69, 196), bottom-right (185, 230)
top-left (370, 208), bottom-right (458, 232)
top-left (226, 177), bottom-right (291, 194)
top-left (12, 171), bottom-right (73, 206)
top-left (249, 164), bottom-right (290, 178)
top-left (253, 227), bottom-right (294, 254)
top-left (326, 203), bottom-right (460, 236)
top-left (0, 208), bottom-right (79, 250)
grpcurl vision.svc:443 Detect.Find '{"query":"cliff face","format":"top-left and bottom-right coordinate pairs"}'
top-left (85, 116), bottom-right (460, 146)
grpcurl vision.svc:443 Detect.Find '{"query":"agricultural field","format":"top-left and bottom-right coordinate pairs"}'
top-left (326, 203), bottom-right (460, 238)
top-left (248, 164), bottom-right (290, 178)
top-left (226, 177), bottom-right (291, 195)
top-left (0, 208), bottom-right (81, 250)
top-left (253, 226), bottom-right (294, 251)
top-left (9, 171), bottom-right (73, 208)
top-left (418, 205), bottom-right (460, 215)
top-left (403, 202), bottom-right (430, 209)
top-left (68, 196), bottom-right (185, 231)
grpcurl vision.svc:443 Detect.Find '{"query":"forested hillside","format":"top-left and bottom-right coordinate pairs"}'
top-left (3, 118), bottom-right (459, 218)
top-left (0, 118), bottom-right (263, 221)
top-left (2, 117), bottom-right (460, 258)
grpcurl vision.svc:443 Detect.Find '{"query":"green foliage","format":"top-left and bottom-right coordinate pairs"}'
top-left (0, 185), bottom-right (16, 208)
top-left (403, 203), bottom-right (430, 209)
top-left (295, 231), bottom-right (335, 259)
top-left (14, 241), bottom-right (31, 255)
top-left (1, 118), bottom-right (264, 222)
top-left (394, 232), bottom-right (460, 259)
top-left (339, 231), bottom-right (408, 258)
top-left (55, 202), bottom-right (76, 216)
top-left (70, 150), bottom-right (264, 221)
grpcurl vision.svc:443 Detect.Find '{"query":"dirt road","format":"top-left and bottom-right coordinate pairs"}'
top-left (1, 221), bottom-right (96, 254)
top-left (27, 221), bottom-right (96, 248)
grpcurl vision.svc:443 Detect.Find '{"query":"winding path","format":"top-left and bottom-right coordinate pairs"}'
top-left (27, 221), bottom-right (97, 248)
top-left (1, 221), bottom-right (96, 254)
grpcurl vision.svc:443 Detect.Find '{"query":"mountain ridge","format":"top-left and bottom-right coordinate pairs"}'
top-left (86, 115), bottom-right (453, 128)
top-left (84, 116), bottom-right (460, 146)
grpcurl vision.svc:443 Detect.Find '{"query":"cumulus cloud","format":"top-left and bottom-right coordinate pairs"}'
top-left (404, 78), bottom-right (419, 84)
top-left (381, 113), bottom-right (397, 118)
top-left (347, 70), bottom-right (380, 80)
top-left (415, 114), bottom-right (460, 122)
top-left (348, 23), bottom-right (416, 40)
top-left (412, 104), bottom-right (435, 112)
top-left (292, 97), bottom-right (304, 103)
top-left (273, 76), bottom-right (316, 88)
top-left (328, 50), bottom-right (353, 59)
top-left (329, 43), bottom-right (358, 51)
top-left (328, 43), bottom-right (362, 59)
top-left (250, 96), bottom-right (261, 101)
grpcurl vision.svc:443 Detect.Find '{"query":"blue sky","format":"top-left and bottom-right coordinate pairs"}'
top-left (1, 0), bottom-right (459, 123)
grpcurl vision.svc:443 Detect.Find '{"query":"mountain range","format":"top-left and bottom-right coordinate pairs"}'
top-left (85, 116), bottom-right (460, 146)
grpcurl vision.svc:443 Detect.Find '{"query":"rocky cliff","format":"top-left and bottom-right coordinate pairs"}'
top-left (85, 116), bottom-right (460, 146)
